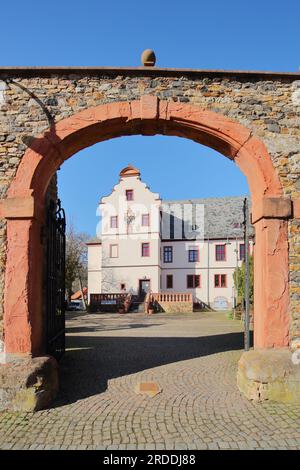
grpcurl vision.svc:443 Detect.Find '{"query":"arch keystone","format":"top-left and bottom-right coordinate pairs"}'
top-left (140, 95), bottom-right (159, 120)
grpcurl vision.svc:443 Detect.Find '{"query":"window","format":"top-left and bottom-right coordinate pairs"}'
top-left (187, 275), bottom-right (193, 288)
top-left (188, 247), bottom-right (199, 262)
top-left (215, 244), bottom-right (226, 261)
top-left (110, 244), bottom-right (118, 258)
top-left (170, 212), bottom-right (175, 239)
top-left (142, 214), bottom-right (150, 226)
top-left (163, 246), bottom-right (173, 263)
top-left (120, 283), bottom-right (126, 291)
top-left (166, 275), bottom-right (173, 289)
top-left (187, 274), bottom-right (201, 288)
top-left (239, 243), bottom-right (245, 261)
top-left (110, 216), bottom-right (118, 228)
top-left (141, 242), bottom-right (150, 257)
top-left (195, 275), bottom-right (201, 288)
top-left (126, 189), bottom-right (134, 201)
top-left (214, 274), bottom-right (227, 287)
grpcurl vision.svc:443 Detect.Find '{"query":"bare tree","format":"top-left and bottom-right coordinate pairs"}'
top-left (65, 224), bottom-right (90, 305)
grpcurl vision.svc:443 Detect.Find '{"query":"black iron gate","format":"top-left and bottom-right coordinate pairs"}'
top-left (46, 199), bottom-right (66, 360)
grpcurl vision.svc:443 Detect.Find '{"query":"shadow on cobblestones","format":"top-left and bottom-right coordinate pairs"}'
top-left (65, 323), bottom-right (162, 333)
top-left (54, 331), bottom-right (245, 406)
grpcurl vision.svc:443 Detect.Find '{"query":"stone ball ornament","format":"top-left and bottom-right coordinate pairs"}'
top-left (141, 49), bottom-right (156, 67)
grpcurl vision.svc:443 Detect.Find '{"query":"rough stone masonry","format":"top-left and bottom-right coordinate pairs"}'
top-left (0, 67), bottom-right (299, 354)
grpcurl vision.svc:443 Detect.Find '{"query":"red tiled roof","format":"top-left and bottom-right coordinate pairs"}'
top-left (71, 287), bottom-right (87, 300)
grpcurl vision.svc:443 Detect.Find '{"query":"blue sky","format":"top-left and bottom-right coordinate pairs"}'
top-left (1, 0), bottom-right (299, 235)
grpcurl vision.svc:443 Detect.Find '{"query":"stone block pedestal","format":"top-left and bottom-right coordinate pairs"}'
top-left (237, 349), bottom-right (300, 403)
top-left (0, 356), bottom-right (58, 412)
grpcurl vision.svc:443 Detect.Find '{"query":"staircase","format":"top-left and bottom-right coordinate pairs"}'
top-left (129, 295), bottom-right (145, 313)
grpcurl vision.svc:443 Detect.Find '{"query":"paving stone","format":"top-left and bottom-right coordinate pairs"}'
top-left (1, 312), bottom-right (300, 451)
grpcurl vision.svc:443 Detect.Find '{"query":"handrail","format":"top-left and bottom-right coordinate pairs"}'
top-left (151, 292), bottom-right (193, 303)
top-left (144, 292), bottom-right (152, 313)
top-left (124, 293), bottom-right (132, 313)
top-left (90, 293), bottom-right (127, 302)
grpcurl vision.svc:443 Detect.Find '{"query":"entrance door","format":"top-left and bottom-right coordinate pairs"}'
top-left (139, 279), bottom-right (150, 300)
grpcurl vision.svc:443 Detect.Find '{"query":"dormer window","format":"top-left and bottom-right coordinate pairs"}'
top-left (126, 189), bottom-right (134, 201)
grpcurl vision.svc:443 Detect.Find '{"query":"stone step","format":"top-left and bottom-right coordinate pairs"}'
top-left (130, 302), bottom-right (145, 313)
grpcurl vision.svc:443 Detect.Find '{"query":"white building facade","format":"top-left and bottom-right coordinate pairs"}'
top-left (87, 165), bottom-right (252, 310)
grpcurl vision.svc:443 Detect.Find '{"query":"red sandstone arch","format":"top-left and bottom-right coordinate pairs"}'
top-left (1, 96), bottom-right (290, 356)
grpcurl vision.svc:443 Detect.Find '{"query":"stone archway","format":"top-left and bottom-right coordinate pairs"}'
top-left (2, 96), bottom-right (291, 359)
top-left (4, 95), bottom-right (291, 355)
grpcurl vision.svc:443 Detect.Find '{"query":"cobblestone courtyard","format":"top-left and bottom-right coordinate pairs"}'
top-left (1, 311), bottom-right (300, 450)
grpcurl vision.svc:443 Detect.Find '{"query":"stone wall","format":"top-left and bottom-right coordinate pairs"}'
top-left (156, 302), bottom-right (193, 314)
top-left (0, 69), bottom-right (299, 345)
top-left (0, 356), bottom-right (58, 411)
top-left (289, 217), bottom-right (300, 349)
